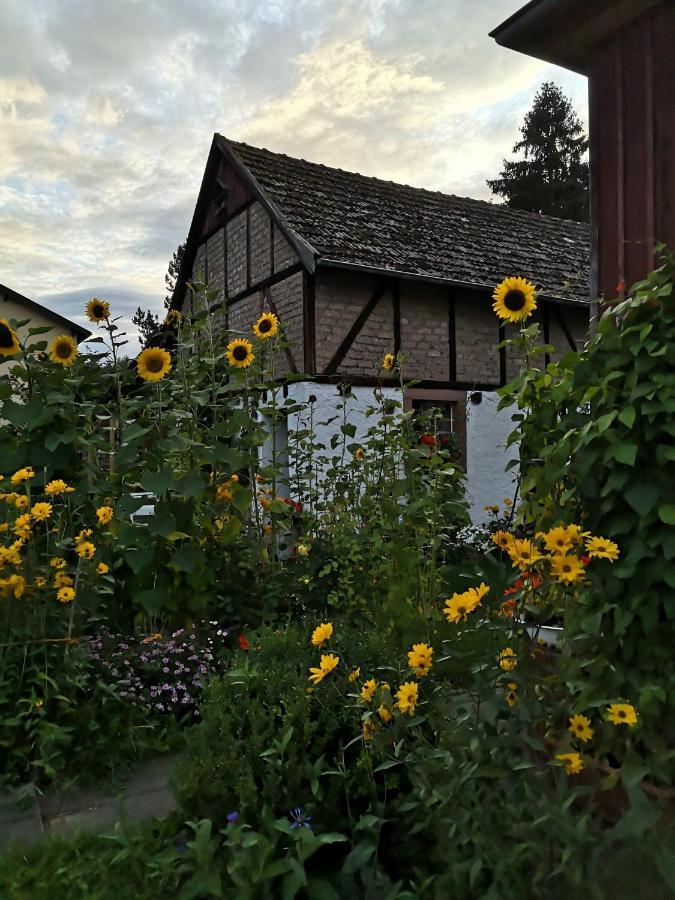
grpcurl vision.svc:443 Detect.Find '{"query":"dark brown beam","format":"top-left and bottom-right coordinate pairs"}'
top-left (264, 287), bottom-right (298, 374)
top-left (312, 374), bottom-right (502, 392)
top-left (499, 324), bottom-right (507, 386)
top-left (543, 303), bottom-right (551, 367)
top-left (246, 205), bottom-right (251, 290)
top-left (447, 288), bottom-right (457, 382)
top-left (554, 308), bottom-right (578, 351)
top-left (393, 280), bottom-right (401, 356)
top-left (303, 271), bottom-right (316, 374)
top-left (324, 283), bottom-right (388, 376)
top-left (227, 262), bottom-right (304, 305)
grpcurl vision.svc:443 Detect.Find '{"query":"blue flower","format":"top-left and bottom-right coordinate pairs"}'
top-left (289, 807), bottom-right (312, 829)
top-left (226, 811), bottom-right (239, 824)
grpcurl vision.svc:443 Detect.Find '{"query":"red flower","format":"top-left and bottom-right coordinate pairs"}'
top-left (503, 586), bottom-right (518, 597)
top-left (580, 555), bottom-right (592, 566)
top-left (420, 433), bottom-right (436, 447)
top-left (238, 634), bottom-right (250, 651)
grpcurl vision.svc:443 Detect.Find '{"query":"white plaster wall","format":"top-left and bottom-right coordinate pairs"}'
top-left (465, 391), bottom-right (519, 524)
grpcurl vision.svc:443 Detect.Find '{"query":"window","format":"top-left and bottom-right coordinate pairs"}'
top-left (404, 388), bottom-right (467, 468)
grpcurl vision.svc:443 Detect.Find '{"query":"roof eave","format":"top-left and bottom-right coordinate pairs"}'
top-left (0, 283), bottom-right (91, 341)
top-left (490, 0), bottom-right (660, 75)
top-left (316, 258), bottom-right (589, 308)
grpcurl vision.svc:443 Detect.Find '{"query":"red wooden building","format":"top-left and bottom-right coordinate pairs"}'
top-left (491, 0), bottom-right (675, 299)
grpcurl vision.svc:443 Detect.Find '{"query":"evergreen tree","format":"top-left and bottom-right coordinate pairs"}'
top-left (487, 82), bottom-right (589, 222)
top-left (132, 240), bottom-right (186, 348)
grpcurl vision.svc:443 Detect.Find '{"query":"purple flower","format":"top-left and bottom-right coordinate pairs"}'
top-left (289, 808), bottom-right (312, 829)
top-left (226, 811), bottom-right (239, 824)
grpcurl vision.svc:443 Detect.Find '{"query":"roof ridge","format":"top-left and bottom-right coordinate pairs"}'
top-left (220, 135), bottom-right (590, 231)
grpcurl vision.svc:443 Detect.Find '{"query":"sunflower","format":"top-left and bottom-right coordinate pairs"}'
top-left (14, 495), bottom-right (28, 510)
top-left (96, 505), bottom-right (113, 526)
top-left (407, 643), bottom-right (433, 677)
top-left (607, 703), bottom-right (638, 726)
top-left (492, 276), bottom-right (537, 323)
top-left (137, 347), bottom-right (172, 382)
top-left (505, 683), bottom-right (518, 707)
top-left (308, 653), bottom-right (339, 685)
top-left (568, 714), bottom-right (594, 743)
top-left (555, 752), bottom-right (583, 775)
top-left (164, 309), bottom-right (182, 327)
top-left (57, 586), bottom-right (76, 604)
top-left (225, 338), bottom-right (255, 368)
top-left (86, 298), bottom-right (110, 322)
top-left (76, 540), bottom-right (96, 559)
top-left (444, 588), bottom-right (482, 624)
top-left (499, 648), bottom-right (517, 671)
top-left (45, 480), bottom-right (74, 496)
top-left (11, 467), bottom-right (34, 485)
top-left (585, 535), bottom-right (620, 562)
top-left (97, 562), bottom-right (110, 576)
top-left (507, 538), bottom-right (543, 570)
top-left (354, 447), bottom-right (365, 461)
top-left (543, 526), bottom-right (575, 555)
top-left (378, 703), bottom-right (393, 723)
top-left (252, 312), bottom-right (279, 340)
top-left (360, 678), bottom-right (377, 703)
top-left (49, 334), bottom-right (78, 367)
top-left (311, 622), bottom-right (333, 647)
top-left (0, 318), bottom-right (21, 356)
top-left (30, 502), bottom-right (52, 522)
top-left (549, 554), bottom-right (585, 585)
top-left (348, 667), bottom-right (361, 683)
top-left (49, 557), bottom-right (66, 570)
top-left (396, 681), bottom-right (419, 716)
top-left (382, 353), bottom-right (395, 372)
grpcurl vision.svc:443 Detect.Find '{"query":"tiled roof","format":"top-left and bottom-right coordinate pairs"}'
top-left (221, 137), bottom-right (590, 303)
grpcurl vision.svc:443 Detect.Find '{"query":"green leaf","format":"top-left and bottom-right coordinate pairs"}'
top-left (657, 503), bottom-right (675, 525)
top-left (613, 443), bottom-right (638, 466)
top-left (141, 468), bottom-right (173, 496)
top-left (625, 483), bottom-right (659, 517)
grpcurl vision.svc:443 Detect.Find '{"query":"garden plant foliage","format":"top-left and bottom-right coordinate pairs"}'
top-left (0, 264), bottom-right (674, 897)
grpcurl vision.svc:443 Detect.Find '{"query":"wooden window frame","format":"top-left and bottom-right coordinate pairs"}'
top-left (404, 388), bottom-right (467, 468)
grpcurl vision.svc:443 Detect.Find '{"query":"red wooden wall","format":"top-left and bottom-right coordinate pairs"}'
top-left (588, 1), bottom-right (675, 299)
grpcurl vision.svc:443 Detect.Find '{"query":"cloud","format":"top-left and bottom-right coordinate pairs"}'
top-left (0, 0), bottom-right (587, 355)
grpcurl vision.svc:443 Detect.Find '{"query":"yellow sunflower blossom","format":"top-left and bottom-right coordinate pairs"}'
top-left (360, 678), bottom-right (377, 703)
top-left (225, 338), bottom-right (255, 369)
top-left (45, 480), bottom-right (75, 496)
top-left (96, 506), bottom-right (113, 526)
top-left (499, 648), bottom-right (517, 671)
top-left (76, 541), bottom-right (96, 560)
top-left (396, 681), bottom-right (419, 717)
top-left (492, 276), bottom-right (537, 323)
top-left (75, 528), bottom-right (93, 544)
top-left (505, 683), bottom-right (518, 707)
top-left (34, 576), bottom-right (47, 588)
top-left (13, 513), bottom-right (32, 539)
top-left (543, 526), bottom-right (575, 555)
top-left (14, 495), bottom-right (29, 510)
top-left (348, 667), bottom-right (361, 683)
top-left (11, 467), bottom-right (35, 486)
top-left (0, 318), bottom-right (21, 357)
top-left (137, 347), bottom-right (172, 382)
top-left (555, 752), bottom-right (583, 775)
top-left (296, 544), bottom-right (309, 558)
top-left (0, 574), bottom-right (25, 598)
top-left (49, 557), bottom-right (66, 570)
top-left (252, 312), bottom-right (279, 340)
top-left (86, 298), bottom-right (110, 322)
top-left (607, 703), bottom-right (638, 727)
top-left (444, 583), bottom-right (488, 624)
top-left (164, 309), bottom-right (182, 327)
top-left (585, 535), bottom-right (620, 562)
top-left (54, 572), bottom-right (74, 589)
top-left (57, 586), bottom-right (76, 604)
top-left (507, 539), bottom-right (543, 570)
top-left (354, 447), bottom-right (365, 461)
top-left (407, 643), bottom-right (433, 677)
top-left (382, 353), bottom-right (395, 372)
top-left (49, 334), bottom-right (78, 367)
top-left (308, 653), bottom-right (340, 685)
top-left (378, 703), bottom-right (393, 723)
top-left (31, 502), bottom-right (52, 522)
top-left (568, 714), bottom-right (594, 743)
top-left (549, 554), bottom-right (585, 585)
top-left (97, 562), bottom-right (110, 576)
top-left (311, 622), bottom-right (333, 647)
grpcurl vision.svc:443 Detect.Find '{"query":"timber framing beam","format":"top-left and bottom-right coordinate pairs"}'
top-left (323, 282), bottom-right (389, 375)
top-left (554, 307), bottom-right (578, 351)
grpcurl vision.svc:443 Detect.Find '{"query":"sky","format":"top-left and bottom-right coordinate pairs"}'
top-left (0, 0), bottom-right (587, 355)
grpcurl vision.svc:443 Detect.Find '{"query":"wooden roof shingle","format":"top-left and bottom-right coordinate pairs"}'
top-left (220, 136), bottom-right (590, 303)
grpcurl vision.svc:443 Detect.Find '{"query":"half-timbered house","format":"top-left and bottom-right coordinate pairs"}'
top-left (171, 136), bottom-right (590, 520)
